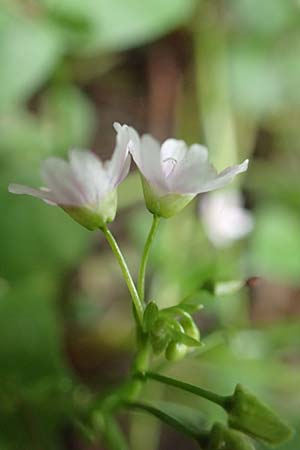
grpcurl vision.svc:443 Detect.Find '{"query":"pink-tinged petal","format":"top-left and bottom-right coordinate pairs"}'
top-left (69, 149), bottom-right (109, 203)
top-left (106, 123), bottom-right (132, 187)
top-left (169, 144), bottom-right (217, 193)
top-left (128, 126), bottom-right (142, 169)
top-left (8, 184), bottom-right (57, 205)
top-left (41, 157), bottom-right (87, 205)
top-left (160, 139), bottom-right (187, 178)
top-left (136, 134), bottom-right (168, 193)
top-left (200, 159), bottom-right (249, 193)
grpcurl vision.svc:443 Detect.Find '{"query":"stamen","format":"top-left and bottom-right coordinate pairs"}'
top-left (163, 157), bottom-right (177, 178)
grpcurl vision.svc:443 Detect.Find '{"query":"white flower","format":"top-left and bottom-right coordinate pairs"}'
top-left (9, 123), bottom-right (133, 229)
top-left (199, 190), bottom-right (254, 247)
top-left (129, 133), bottom-right (249, 217)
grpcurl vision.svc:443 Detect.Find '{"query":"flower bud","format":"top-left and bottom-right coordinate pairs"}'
top-left (165, 341), bottom-right (187, 361)
top-left (226, 384), bottom-right (293, 446)
top-left (201, 422), bottom-right (255, 450)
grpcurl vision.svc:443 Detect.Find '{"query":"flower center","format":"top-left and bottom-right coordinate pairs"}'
top-left (162, 157), bottom-right (177, 178)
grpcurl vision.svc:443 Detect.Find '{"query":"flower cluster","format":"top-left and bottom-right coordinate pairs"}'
top-left (9, 123), bottom-right (248, 229)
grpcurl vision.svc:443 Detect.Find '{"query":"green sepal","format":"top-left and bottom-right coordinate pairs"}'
top-left (178, 290), bottom-right (212, 314)
top-left (201, 422), bottom-right (255, 450)
top-left (180, 314), bottom-right (201, 341)
top-left (141, 176), bottom-right (194, 218)
top-left (62, 190), bottom-right (117, 230)
top-left (167, 319), bottom-right (201, 347)
top-left (150, 333), bottom-right (170, 355)
top-left (226, 384), bottom-right (294, 446)
top-left (143, 301), bottom-right (159, 332)
top-left (160, 309), bottom-right (200, 341)
top-left (150, 318), bottom-right (170, 355)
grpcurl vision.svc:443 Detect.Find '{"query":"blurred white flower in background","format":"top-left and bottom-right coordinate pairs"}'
top-left (199, 190), bottom-right (254, 248)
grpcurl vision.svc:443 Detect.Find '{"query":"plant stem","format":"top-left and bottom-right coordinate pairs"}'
top-left (138, 215), bottom-right (161, 302)
top-left (144, 371), bottom-right (226, 407)
top-left (101, 224), bottom-right (144, 327)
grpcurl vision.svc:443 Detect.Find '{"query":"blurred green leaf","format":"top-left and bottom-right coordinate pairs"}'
top-left (41, 0), bottom-right (197, 53)
top-left (250, 205), bottom-right (300, 284)
top-left (0, 85), bottom-right (96, 170)
top-left (40, 84), bottom-right (97, 154)
top-left (0, 11), bottom-right (62, 109)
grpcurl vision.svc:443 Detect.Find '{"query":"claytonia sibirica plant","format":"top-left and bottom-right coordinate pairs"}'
top-left (9, 123), bottom-right (293, 450)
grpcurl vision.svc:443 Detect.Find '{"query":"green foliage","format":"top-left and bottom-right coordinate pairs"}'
top-left (0, 8), bottom-right (62, 110)
top-left (250, 206), bottom-right (300, 284)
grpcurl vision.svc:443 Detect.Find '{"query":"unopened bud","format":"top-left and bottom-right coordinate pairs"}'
top-left (200, 422), bottom-right (255, 450)
top-left (226, 384), bottom-right (293, 446)
top-left (165, 341), bottom-right (187, 361)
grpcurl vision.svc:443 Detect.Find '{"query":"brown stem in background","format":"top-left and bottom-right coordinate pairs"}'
top-left (147, 34), bottom-right (184, 140)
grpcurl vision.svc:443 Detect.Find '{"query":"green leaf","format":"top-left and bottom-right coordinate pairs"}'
top-left (40, 0), bottom-right (197, 53)
top-left (250, 205), bottom-right (300, 284)
top-left (0, 11), bottom-right (62, 109)
top-left (128, 400), bottom-right (206, 439)
top-left (40, 85), bottom-right (97, 154)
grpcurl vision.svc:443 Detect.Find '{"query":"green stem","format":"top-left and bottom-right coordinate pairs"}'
top-left (144, 371), bottom-right (226, 407)
top-left (138, 215), bottom-right (161, 302)
top-left (101, 224), bottom-right (144, 327)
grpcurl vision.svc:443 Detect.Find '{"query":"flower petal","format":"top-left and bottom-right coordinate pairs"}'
top-left (69, 149), bottom-right (109, 203)
top-left (131, 133), bottom-right (174, 193)
top-left (41, 157), bottom-right (88, 205)
top-left (106, 122), bottom-right (133, 187)
top-left (201, 159), bottom-right (249, 192)
top-left (8, 183), bottom-right (57, 204)
top-left (160, 139), bottom-right (187, 178)
top-left (169, 144), bottom-right (217, 193)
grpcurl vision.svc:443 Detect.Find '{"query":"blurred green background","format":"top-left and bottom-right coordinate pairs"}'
top-left (0, 0), bottom-right (300, 449)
